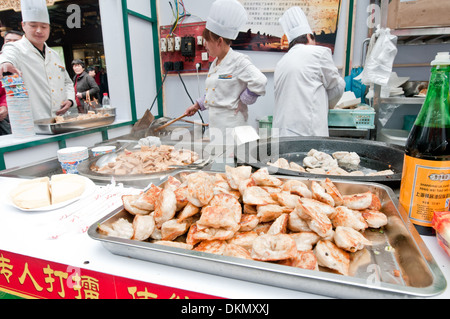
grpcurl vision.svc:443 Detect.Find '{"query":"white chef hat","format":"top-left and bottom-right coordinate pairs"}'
top-left (206, 0), bottom-right (248, 40)
top-left (21, 0), bottom-right (50, 24)
top-left (279, 6), bottom-right (312, 43)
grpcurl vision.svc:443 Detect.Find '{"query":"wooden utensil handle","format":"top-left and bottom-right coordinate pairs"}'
top-left (154, 114), bottom-right (188, 132)
top-left (180, 119), bottom-right (209, 126)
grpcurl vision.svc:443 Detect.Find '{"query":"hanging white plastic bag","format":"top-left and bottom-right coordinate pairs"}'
top-left (358, 27), bottom-right (398, 87)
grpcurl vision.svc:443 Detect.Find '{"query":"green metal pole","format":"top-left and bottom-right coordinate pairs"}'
top-left (345, 0), bottom-right (354, 77)
top-left (121, 0), bottom-right (138, 122)
top-left (150, 0), bottom-right (164, 118)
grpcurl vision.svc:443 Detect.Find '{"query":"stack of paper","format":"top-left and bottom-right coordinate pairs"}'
top-left (335, 91), bottom-right (361, 109)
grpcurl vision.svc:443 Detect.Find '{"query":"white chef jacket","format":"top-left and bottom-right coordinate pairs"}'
top-left (204, 48), bottom-right (267, 132)
top-left (273, 44), bottom-right (345, 137)
top-left (0, 36), bottom-right (75, 121)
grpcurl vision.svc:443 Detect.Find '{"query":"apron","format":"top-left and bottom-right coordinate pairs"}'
top-left (208, 106), bottom-right (246, 145)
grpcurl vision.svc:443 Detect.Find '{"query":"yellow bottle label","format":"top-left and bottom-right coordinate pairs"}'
top-left (399, 155), bottom-right (450, 227)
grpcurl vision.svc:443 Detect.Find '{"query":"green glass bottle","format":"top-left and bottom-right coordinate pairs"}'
top-left (399, 52), bottom-right (450, 236)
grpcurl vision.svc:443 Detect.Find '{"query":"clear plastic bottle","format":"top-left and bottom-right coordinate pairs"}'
top-left (102, 93), bottom-right (111, 108)
top-left (399, 52), bottom-right (450, 236)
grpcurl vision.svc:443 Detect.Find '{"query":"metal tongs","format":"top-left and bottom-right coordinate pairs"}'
top-left (169, 158), bottom-right (212, 170)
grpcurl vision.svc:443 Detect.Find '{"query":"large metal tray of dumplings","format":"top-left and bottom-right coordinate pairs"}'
top-left (87, 170), bottom-right (446, 299)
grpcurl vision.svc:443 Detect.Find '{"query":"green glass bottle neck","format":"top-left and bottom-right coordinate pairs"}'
top-left (415, 64), bottom-right (450, 128)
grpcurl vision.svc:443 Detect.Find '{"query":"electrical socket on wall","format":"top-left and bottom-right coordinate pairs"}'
top-left (167, 37), bottom-right (174, 52)
top-left (174, 37), bottom-right (181, 51)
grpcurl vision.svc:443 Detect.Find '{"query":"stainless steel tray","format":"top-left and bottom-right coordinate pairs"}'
top-left (34, 115), bottom-right (116, 135)
top-left (88, 171), bottom-right (447, 298)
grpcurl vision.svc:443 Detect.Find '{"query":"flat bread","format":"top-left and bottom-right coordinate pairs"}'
top-left (50, 174), bottom-right (86, 205)
top-left (10, 175), bottom-right (87, 209)
top-left (10, 177), bottom-right (51, 209)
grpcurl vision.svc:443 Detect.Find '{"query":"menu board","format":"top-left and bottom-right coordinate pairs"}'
top-left (233, 0), bottom-right (341, 52)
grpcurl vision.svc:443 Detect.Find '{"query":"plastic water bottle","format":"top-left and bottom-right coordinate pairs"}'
top-left (102, 93), bottom-right (111, 108)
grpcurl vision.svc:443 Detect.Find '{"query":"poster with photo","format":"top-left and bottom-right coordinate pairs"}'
top-left (233, 0), bottom-right (341, 53)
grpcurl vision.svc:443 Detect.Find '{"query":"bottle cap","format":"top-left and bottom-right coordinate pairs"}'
top-left (431, 52), bottom-right (450, 66)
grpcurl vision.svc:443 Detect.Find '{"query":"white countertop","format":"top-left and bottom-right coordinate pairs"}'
top-left (0, 176), bottom-right (448, 299)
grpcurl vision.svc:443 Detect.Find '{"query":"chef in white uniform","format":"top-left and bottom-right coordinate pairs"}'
top-left (0, 0), bottom-right (75, 121)
top-left (184, 0), bottom-right (267, 142)
top-left (273, 6), bottom-right (345, 137)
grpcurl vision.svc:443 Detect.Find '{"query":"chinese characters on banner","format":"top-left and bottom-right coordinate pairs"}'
top-left (0, 250), bottom-right (220, 299)
top-left (233, 0), bottom-right (341, 52)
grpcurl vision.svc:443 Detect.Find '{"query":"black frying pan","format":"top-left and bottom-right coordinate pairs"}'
top-left (235, 136), bottom-right (405, 187)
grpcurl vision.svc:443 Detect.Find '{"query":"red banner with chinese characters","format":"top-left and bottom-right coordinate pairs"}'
top-left (0, 250), bottom-right (221, 299)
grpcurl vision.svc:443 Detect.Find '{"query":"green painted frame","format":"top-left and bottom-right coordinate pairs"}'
top-left (121, 0), bottom-right (164, 121)
top-left (344, 0), bottom-right (355, 77)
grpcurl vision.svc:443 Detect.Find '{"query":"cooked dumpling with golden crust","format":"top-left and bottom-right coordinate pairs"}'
top-left (154, 188), bottom-right (177, 227)
top-left (160, 217), bottom-right (193, 241)
top-left (257, 204), bottom-right (291, 223)
top-left (272, 191), bottom-right (301, 209)
top-left (342, 191), bottom-right (373, 210)
top-left (251, 167), bottom-right (283, 187)
top-left (198, 206), bottom-right (239, 230)
top-left (223, 243), bottom-right (252, 259)
top-left (279, 250), bottom-right (318, 271)
top-left (239, 214), bottom-right (260, 232)
top-left (287, 211), bottom-right (311, 232)
top-left (330, 206), bottom-right (368, 231)
top-left (311, 181), bottom-right (335, 207)
top-left (122, 195), bottom-right (150, 215)
top-left (299, 197), bottom-right (336, 217)
top-left (295, 201), bottom-right (333, 238)
top-left (227, 231), bottom-right (258, 251)
top-left (132, 214), bottom-right (155, 241)
top-left (98, 218), bottom-right (134, 239)
top-left (361, 209), bottom-right (388, 228)
top-left (194, 240), bottom-right (227, 255)
top-left (225, 165), bottom-right (252, 190)
top-left (281, 180), bottom-right (312, 198)
top-left (289, 232), bottom-right (321, 251)
top-left (191, 224), bottom-right (239, 242)
top-left (314, 240), bottom-right (350, 276)
top-left (186, 171), bottom-right (215, 207)
top-left (251, 234), bottom-right (297, 261)
top-left (321, 178), bottom-right (344, 206)
top-left (333, 226), bottom-right (372, 252)
top-left (243, 186), bottom-right (277, 206)
top-left (267, 213), bottom-right (289, 235)
top-left (177, 202), bottom-right (200, 222)
top-left (132, 184), bottom-right (161, 211)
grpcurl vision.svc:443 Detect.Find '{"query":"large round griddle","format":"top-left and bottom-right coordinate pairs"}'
top-left (236, 136), bottom-right (405, 186)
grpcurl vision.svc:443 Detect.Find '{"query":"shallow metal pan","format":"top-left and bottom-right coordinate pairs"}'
top-left (88, 171), bottom-right (446, 298)
top-left (34, 114), bottom-right (116, 135)
top-left (77, 141), bottom-right (210, 183)
top-left (235, 136), bottom-right (405, 187)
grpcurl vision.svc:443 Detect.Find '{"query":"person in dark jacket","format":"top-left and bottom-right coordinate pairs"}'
top-left (72, 59), bottom-right (100, 113)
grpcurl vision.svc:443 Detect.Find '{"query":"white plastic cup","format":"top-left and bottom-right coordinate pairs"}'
top-left (57, 147), bottom-right (89, 174)
top-left (92, 146), bottom-right (116, 157)
top-left (7, 96), bottom-right (36, 138)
